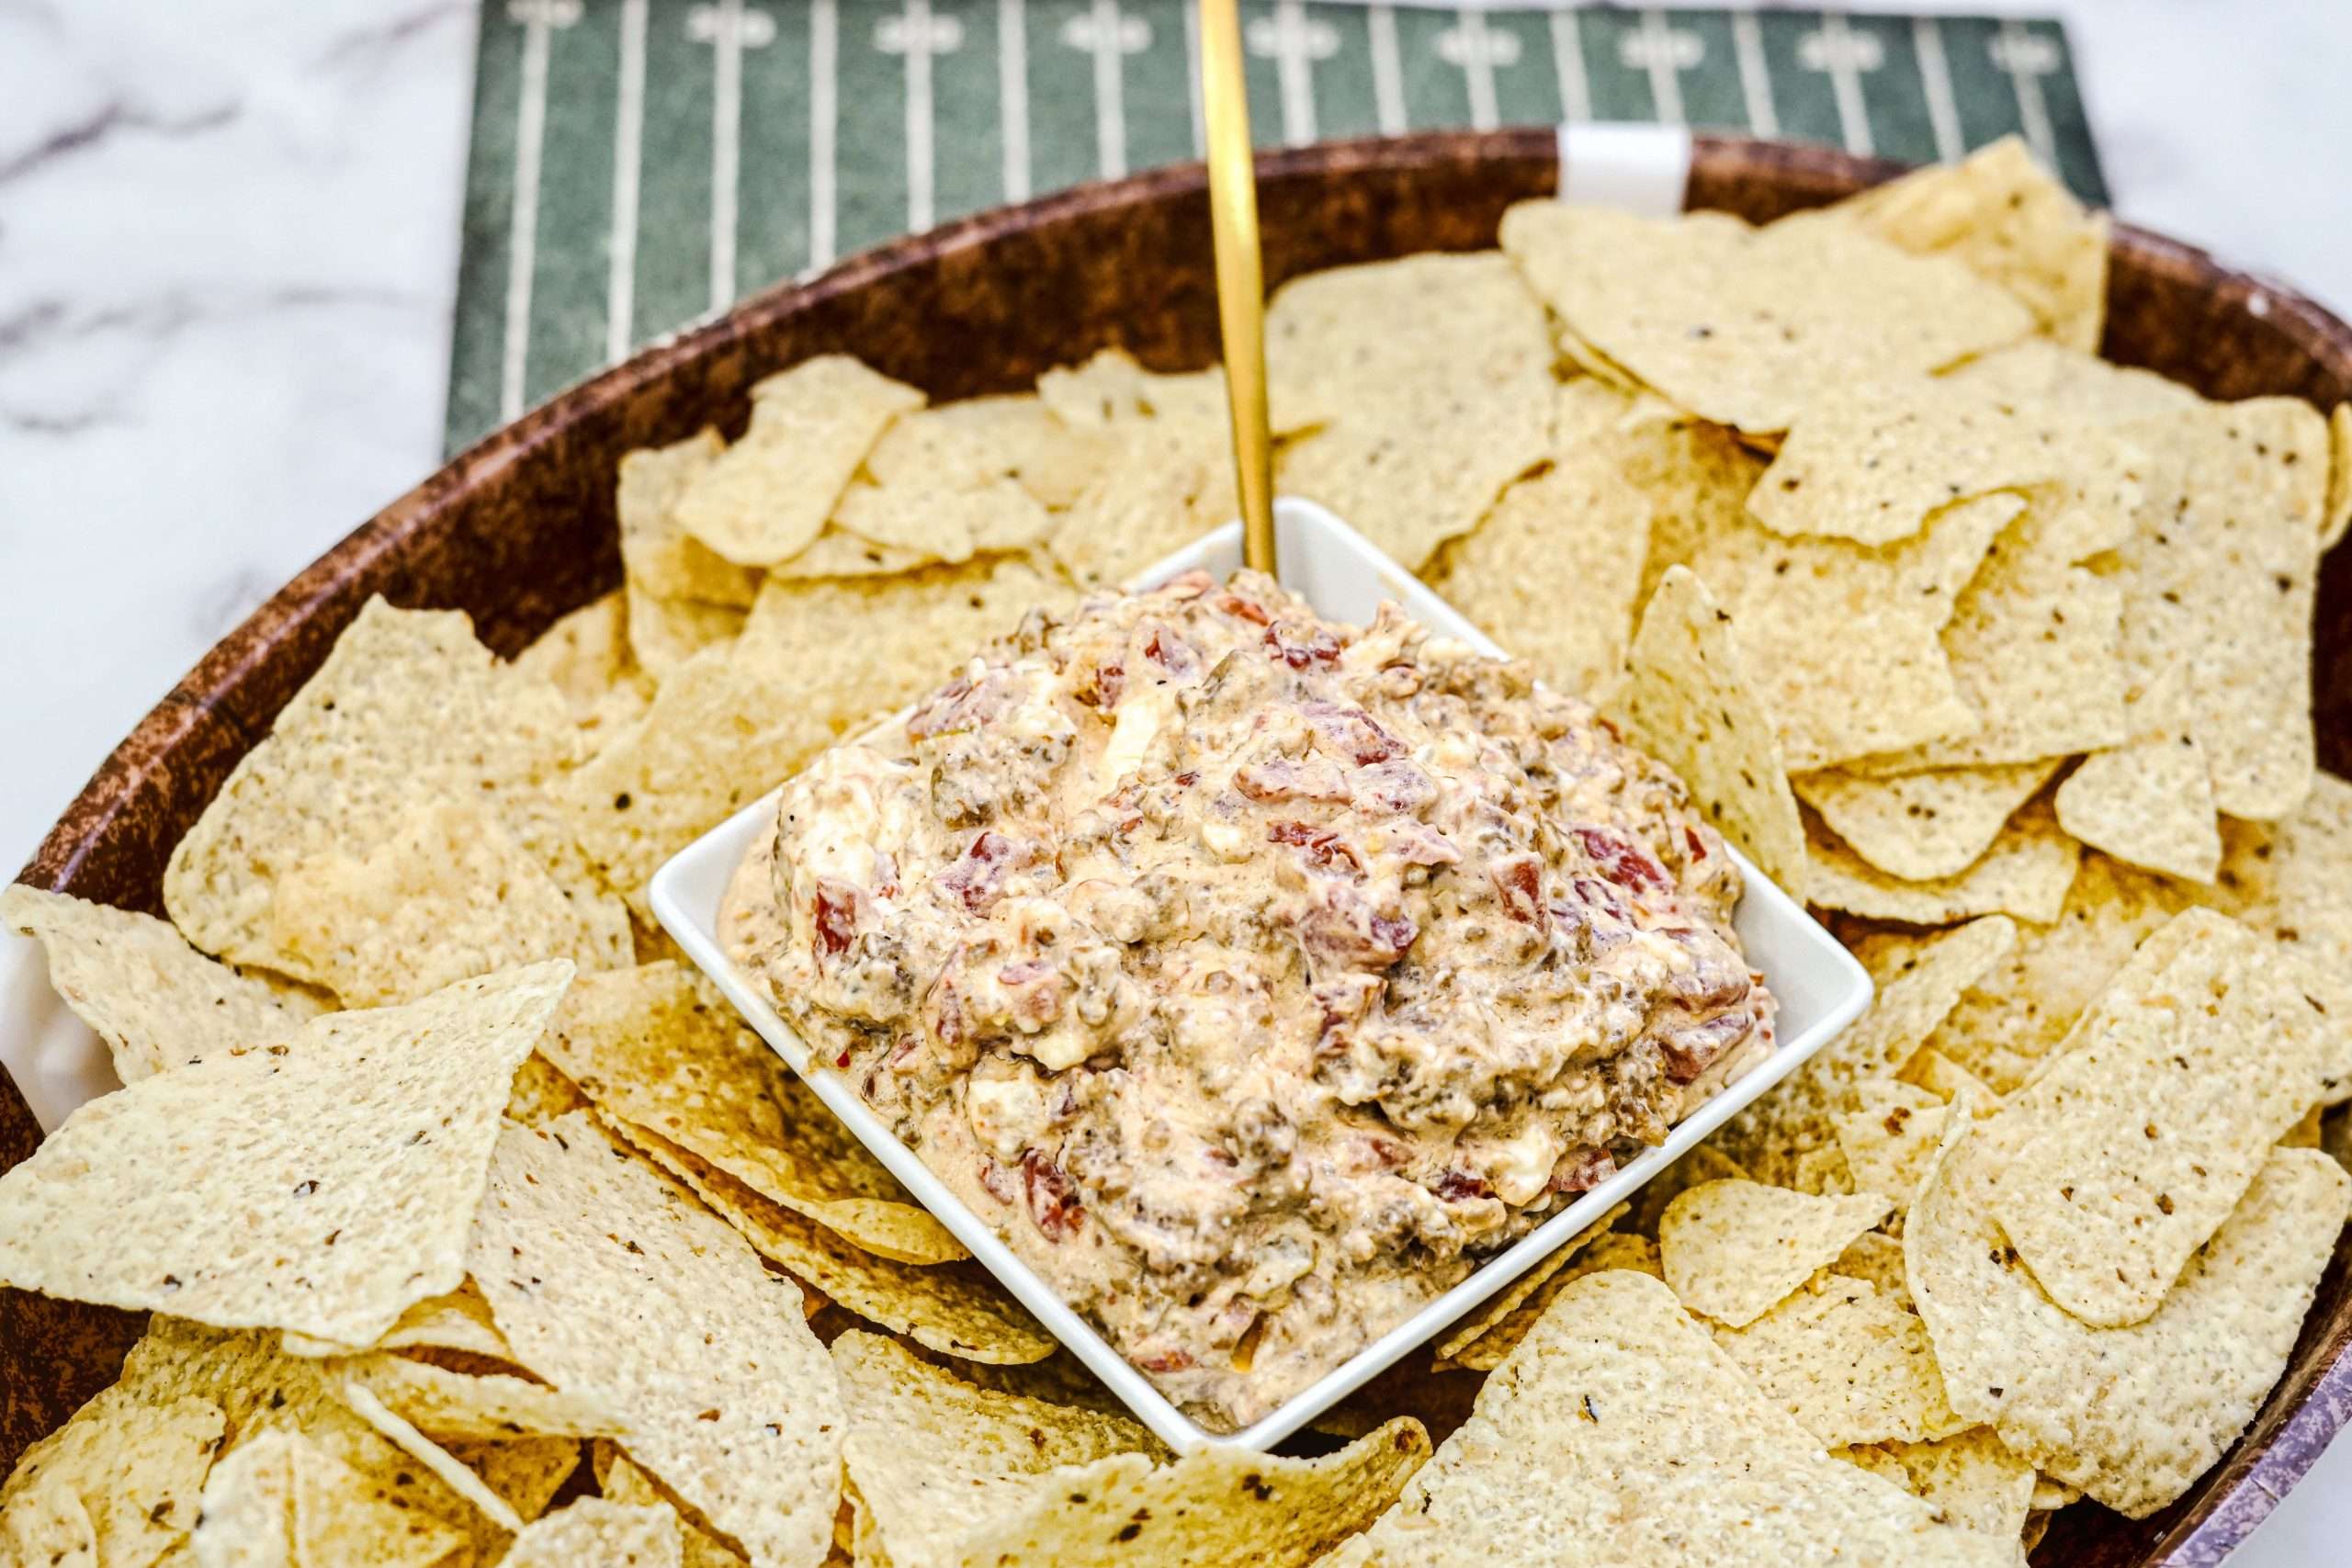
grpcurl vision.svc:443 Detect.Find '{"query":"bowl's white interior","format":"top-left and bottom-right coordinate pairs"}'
top-left (652, 497), bottom-right (1871, 1453)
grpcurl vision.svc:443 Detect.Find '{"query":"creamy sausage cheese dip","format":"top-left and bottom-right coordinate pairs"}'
top-left (721, 570), bottom-right (1775, 1429)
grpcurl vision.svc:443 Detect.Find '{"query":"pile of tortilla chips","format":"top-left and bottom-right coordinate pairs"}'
top-left (5, 138), bottom-right (2351, 1565)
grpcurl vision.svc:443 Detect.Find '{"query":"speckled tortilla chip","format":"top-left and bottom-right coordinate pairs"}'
top-left (1423, 426), bottom-right (1652, 701)
top-left (1838, 137), bottom-right (2109, 353)
top-left (193, 1427), bottom-right (473, 1568)
top-left (1793, 761), bottom-right (2057, 882)
top-left (2324, 402), bottom-right (2352, 551)
top-left (2102, 398), bottom-right (2327, 819)
top-left (1718, 916), bottom-right (2016, 1192)
top-left (1805, 800), bottom-right (2079, 926)
top-left (1048, 431), bottom-right (1230, 589)
top-left (1900, 1048), bottom-right (2003, 1109)
top-left (0, 1384), bottom-right (222, 1565)
top-left (831, 475), bottom-right (1051, 564)
top-left (1688, 493), bottom-right (2018, 770)
top-left (1626, 1143), bottom-right (1750, 1238)
top-left (1714, 1272), bottom-right (1965, 1447)
top-left (616, 1122), bottom-right (1053, 1364)
top-left (1265, 254), bottom-right (1555, 569)
top-left (765, 525), bottom-right (933, 581)
top-left (329, 1354), bottom-right (626, 1440)
top-left (503, 1499), bottom-right (683, 1567)
top-left (1943, 339), bottom-right (2200, 422)
top-left (1430, 1204), bottom-right (1627, 1364)
top-left (282, 1281), bottom-right (515, 1363)
top-left (1975, 909), bottom-right (2325, 1326)
top-left (1835, 1081), bottom-right (1950, 1213)
top-left (1, 886), bottom-right (322, 1084)
top-left (513, 591), bottom-right (656, 737)
top-left (1349, 1269), bottom-right (2009, 1567)
top-left (271, 797), bottom-right (630, 1007)
top-left (1436, 1232), bottom-right (1662, 1374)
top-left (619, 428), bottom-right (759, 607)
top-left (2053, 664), bottom-right (2222, 882)
top-left (467, 1113), bottom-right (843, 1568)
top-left (537, 962), bottom-right (958, 1263)
top-left (1611, 566), bottom-right (1808, 897)
top-left (0, 962), bottom-right (570, 1344)
top-left (672, 356), bottom-right (924, 568)
top-left (1658, 1180), bottom-right (1894, 1327)
top-left (335, 1380), bottom-right (527, 1534)
top-left (2212, 772), bottom-right (2352, 1103)
top-left (1037, 348), bottom-right (1227, 434)
top-left (871, 392), bottom-right (1113, 511)
top-left (1499, 202), bottom-right (2034, 435)
top-left (163, 597), bottom-right (613, 977)
top-left (1906, 1118), bottom-right (2348, 1517)
top-left (1837, 1429), bottom-right (2038, 1550)
top-left (836, 1332), bottom-right (1427, 1568)
top-left (596, 1445), bottom-right (747, 1568)
top-left (625, 577), bottom-right (748, 680)
top-left (1749, 376), bottom-right (2070, 545)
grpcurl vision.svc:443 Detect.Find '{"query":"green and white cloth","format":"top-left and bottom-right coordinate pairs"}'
top-left (447, 1), bottom-right (2105, 452)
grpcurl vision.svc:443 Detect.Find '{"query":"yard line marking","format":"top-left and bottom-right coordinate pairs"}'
top-left (1439, 10), bottom-right (1510, 132)
top-left (1368, 5), bottom-right (1407, 134)
top-left (1629, 8), bottom-right (1690, 126)
top-left (1912, 15), bottom-right (1963, 162)
top-left (500, 0), bottom-right (578, 422)
top-left (1546, 2), bottom-right (1589, 123)
top-left (808, 0), bottom-right (838, 272)
top-left (1000, 0), bottom-right (1030, 200)
top-left (878, 0), bottom-right (964, 232)
top-left (1059, 1), bottom-right (1139, 178)
top-left (605, 0), bottom-right (647, 363)
top-left (1730, 9), bottom-right (1776, 137)
top-left (1250, 0), bottom-right (1331, 149)
top-left (686, 2), bottom-right (775, 308)
top-left (1802, 10), bottom-right (1878, 158)
top-left (1183, 0), bottom-right (1204, 153)
top-left (1995, 18), bottom-right (2059, 165)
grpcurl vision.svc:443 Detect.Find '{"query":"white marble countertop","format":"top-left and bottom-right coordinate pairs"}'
top-left (0, 1), bottom-right (2347, 1556)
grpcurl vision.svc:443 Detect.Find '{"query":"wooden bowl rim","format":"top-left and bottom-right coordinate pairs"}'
top-left (16, 130), bottom-right (2352, 1564)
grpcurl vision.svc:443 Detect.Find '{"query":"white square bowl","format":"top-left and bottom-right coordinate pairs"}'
top-left (651, 497), bottom-right (1871, 1453)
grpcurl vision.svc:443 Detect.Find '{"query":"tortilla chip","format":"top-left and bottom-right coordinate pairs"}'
top-left (2211, 772), bottom-right (2352, 1101)
top-left (1794, 761), bottom-right (2057, 882)
top-left (2324, 401), bottom-right (2352, 551)
top-left (2101, 398), bottom-right (2327, 819)
top-left (1351, 1269), bottom-right (2008, 1566)
top-left (831, 475), bottom-right (1051, 565)
top-left (503, 1050), bottom-right (592, 1128)
top-left (1048, 433), bottom-right (1231, 589)
top-left (672, 357), bottom-right (924, 568)
top-left (616, 1122), bottom-right (1052, 1364)
top-left (1714, 1272), bottom-right (1965, 1447)
top-left (1438, 1233), bottom-right (1664, 1374)
top-left (625, 579), bottom-right (748, 680)
top-left (1899, 1049), bottom-right (2001, 1109)
top-left (1612, 566), bottom-right (1808, 896)
top-left (557, 645), bottom-right (822, 909)
top-left (283, 1281), bottom-right (515, 1363)
top-left (835, 1332), bottom-right (1427, 1568)
top-left (501, 1498), bottom-right (682, 1567)
top-left (1423, 431), bottom-right (1653, 701)
top-left (871, 391), bottom-right (1113, 512)
top-left (0, 885), bottom-right (322, 1085)
top-left (0, 1477), bottom-right (96, 1568)
top-left (467, 1113), bottom-right (842, 1568)
top-left (270, 796), bottom-right (630, 1007)
top-left (1920, 852), bottom-right (2190, 1092)
top-left (2282, 1103), bottom-right (2324, 1148)
top-left (513, 591), bottom-right (658, 736)
top-left (1266, 254), bottom-right (1555, 568)
top-left (596, 1444), bottom-right (749, 1568)
top-left (335, 1380), bottom-right (526, 1535)
top-left (2053, 663), bottom-right (2222, 881)
top-left (0, 962), bottom-right (569, 1343)
top-left (1749, 376), bottom-right (2071, 545)
top-left (1687, 493), bottom-right (2018, 770)
top-left (1835, 1081), bottom-right (1951, 1213)
top-left (764, 525), bottom-right (935, 581)
top-left (1943, 339), bottom-right (2199, 422)
top-left (0, 1384), bottom-right (222, 1565)
top-left (1907, 1117), bottom-right (2348, 1517)
top-left (1805, 800), bottom-right (2079, 925)
top-left (1831, 1230), bottom-right (1912, 1307)
top-left (1430, 1204), bottom-right (1627, 1365)
top-left (1500, 202), bottom-right (2034, 435)
top-left (1037, 349), bottom-right (1228, 434)
top-left (329, 1354), bottom-right (625, 1440)
top-left (619, 429), bottom-right (760, 607)
top-left (1658, 1180), bottom-right (1894, 1327)
top-left (1627, 1142), bottom-right (1751, 1238)
top-left (193, 1427), bottom-right (471, 1568)
top-left (1838, 1428), bottom-right (2039, 1548)
top-left (1973, 909), bottom-right (2326, 1326)
top-left (164, 597), bottom-right (611, 976)
top-left (1838, 136), bottom-right (2109, 353)
top-left (1719, 914), bottom-right (2015, 1190)
top-left (537, 961), bottom-right (959, 1263)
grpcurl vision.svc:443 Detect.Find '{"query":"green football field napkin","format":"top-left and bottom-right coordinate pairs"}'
top-left (447, 0), bottom-right (2105, 452)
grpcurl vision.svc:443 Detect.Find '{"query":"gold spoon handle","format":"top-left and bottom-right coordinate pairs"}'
top-left (1199, 0), bottom-right (1278, 576)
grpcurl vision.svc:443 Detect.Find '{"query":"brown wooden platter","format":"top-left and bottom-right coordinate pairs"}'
top-left (9, 130), bottom-right (2351, 1565)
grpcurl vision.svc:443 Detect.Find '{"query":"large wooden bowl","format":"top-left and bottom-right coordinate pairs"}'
top-left (9, 132), bottom-right (2350, 1564)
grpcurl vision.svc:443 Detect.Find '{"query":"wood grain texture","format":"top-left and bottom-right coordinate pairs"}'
top-left (8, 133), bottom-right (2349, 1564)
